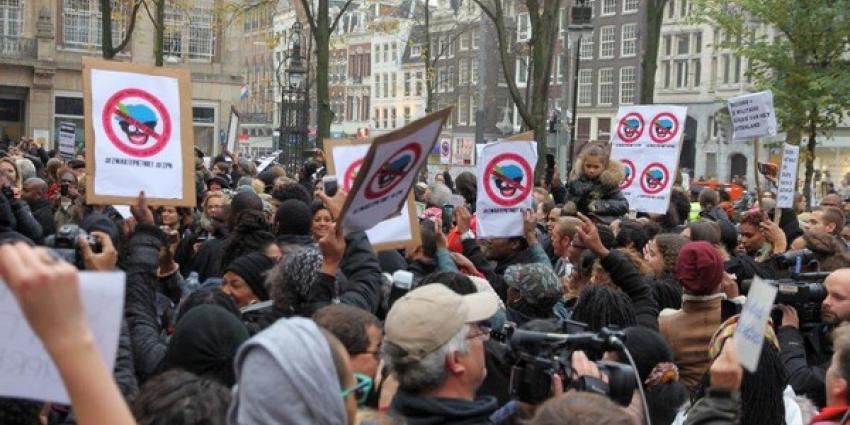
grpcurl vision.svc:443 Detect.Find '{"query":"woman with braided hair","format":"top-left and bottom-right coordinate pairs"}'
top-left (645, 233), bottom-right (688, 311)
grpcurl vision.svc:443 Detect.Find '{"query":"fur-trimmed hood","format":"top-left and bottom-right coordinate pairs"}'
top-left (570, 157), bottom-right (625, 189)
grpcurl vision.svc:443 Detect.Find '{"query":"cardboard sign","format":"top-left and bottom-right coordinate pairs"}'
top-left (734, 276), bottom-right (778, 372)
top-left (610, 105), bottom-right (688, 214)
top-left (58, 122), bottom-right (76, 160)
top-left (82, 57), bottom-right (195, 207)
top-left (729, 91), bottom-right (778, 141)
top-left (439, 138), bottom-right (451, 164)
top-left (476, 141), bottom-right (537, 238)
top-left (777, 143), bottom-right (800, 208)
top-left (325, 139), bottom-right (421, 251)
top-left (0, 272), bottom-right (126, 404)
top-left (339, 109), bottom-right (450, 235)
top-left (32, 129), bottom-right (49, 149)
top-left (225, 106), bottom-right (241, 153)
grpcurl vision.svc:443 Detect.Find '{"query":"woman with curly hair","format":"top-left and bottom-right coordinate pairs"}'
top-left (645, 233), bottom-right (688, 310)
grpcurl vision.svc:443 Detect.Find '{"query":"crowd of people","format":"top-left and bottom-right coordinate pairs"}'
top-left (3, 137), bottom-right (850, 425)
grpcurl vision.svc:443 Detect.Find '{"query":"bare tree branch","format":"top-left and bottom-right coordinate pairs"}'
top-left (113, 0), bottom-right (144, 54)
top-left (298, 0), bottom-right (320, 35)
top-left (330, 0), bottom-right (356, 33)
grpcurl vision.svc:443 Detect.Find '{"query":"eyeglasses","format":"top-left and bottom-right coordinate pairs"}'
top-left (340, 372), bottom-right (373, 406)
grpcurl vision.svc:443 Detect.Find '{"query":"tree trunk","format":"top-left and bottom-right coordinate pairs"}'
top-left (803, 112), bottom-right (818, 208)
top-left (315, 0), bottom-right (331, 148)
top-left (101, 0), bottom-right (114, 58)
top-left (154, 0), bottom-right (164, 66)
top-left (424, 0), bottom-right (435, 113)
top-left (640, 0), bottom-right (666, 104)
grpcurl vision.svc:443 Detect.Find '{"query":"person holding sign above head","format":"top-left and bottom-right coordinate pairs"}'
top-left (563, 144), bottom-right (629, 224)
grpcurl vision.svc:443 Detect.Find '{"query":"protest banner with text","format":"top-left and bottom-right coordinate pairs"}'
top-left (476, 141), bottom-right (537, 238)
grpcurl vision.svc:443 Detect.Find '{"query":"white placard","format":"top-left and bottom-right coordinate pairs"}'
top-left (476, 141), bottom-right (537, 238)
top-left (33, 129), bottom-right (49, 149)
top-left (58, 122), bottom-right (76, 160)
top-left (226, 107), bottom-right (240, 153)
top-left (330, 143), bottom-right (417, 249)
top-left (776, 143), bottom-right (800, 209)
top-left (728, 91), bottom-right (778, 141)
top-left (609, 105), bottom-right (688, 214)
top-left (0, 272), bottom-right (126, 404)
top-left (734, 276), bottom-right (778, 372)
top-left (439, 138), bottom-right (451, 164)
top-left (89, 68), bottom-right (185, 200)
top-left (340, 110), bottom-right (449, 235)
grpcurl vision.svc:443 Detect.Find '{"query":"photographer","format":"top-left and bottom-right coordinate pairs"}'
top-left (776, 268), bottom-right (850, 408)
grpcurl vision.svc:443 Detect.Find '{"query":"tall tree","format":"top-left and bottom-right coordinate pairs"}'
top-left (297, 0), bottom-right (357, 148)
top-left (691, 0), bottom-right (850, 204)
top-left (100, 0), bottom-right (144, 59)
top-left (472, 0), bottom-right (562, 172)
top-left (639, 0), bottom-right (668, 104)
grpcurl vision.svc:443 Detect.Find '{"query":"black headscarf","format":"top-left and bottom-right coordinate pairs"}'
top-left (224, 252), bottom-right (275, 301)
top-left (158, 304), bottom-right (249, 386)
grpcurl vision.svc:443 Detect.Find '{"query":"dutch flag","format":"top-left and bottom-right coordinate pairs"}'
top-left (240, 82), bottom-right (249, 101)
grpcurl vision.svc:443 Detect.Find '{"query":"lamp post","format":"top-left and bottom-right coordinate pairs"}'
top-left (276, 22), bottom-right (308, 176)
top-left (566, 0), bottom-right (593, 176)
top-left (496, 107), bottom-right (514, 136)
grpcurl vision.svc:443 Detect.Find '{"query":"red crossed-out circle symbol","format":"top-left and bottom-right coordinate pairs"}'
top-left (364, 143), bottom-right (422, 200)
top-left (640, 162), bottom-right (670, 195)
top-left (649, 112), bottom-right (680, 144)
top-left (102, 88), bottom-right (172, 158)
top-left (440, 140), bottom-right (450, 156)
top-left (617, 112), bottom-right (644, 143)
top-left (620, 159), bottom-right (636, 189)
top-left (483, 152), bottom-right (533, 207)
top-left (343, 158), bottom-right (364, 192)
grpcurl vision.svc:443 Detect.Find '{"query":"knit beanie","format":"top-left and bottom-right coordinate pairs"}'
top-left (225, 252), bottom-right (275, 301)
top-left (274, 199), bottom-right (312, 236)
top-left (676, 241), bottom-right (724, 295)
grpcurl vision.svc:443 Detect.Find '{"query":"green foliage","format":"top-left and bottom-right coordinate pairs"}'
top-left (690, 0), bottom-right (850, 142)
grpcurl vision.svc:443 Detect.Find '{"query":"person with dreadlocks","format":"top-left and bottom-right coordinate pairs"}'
top-left (571, 284), bottom-right (637, 332)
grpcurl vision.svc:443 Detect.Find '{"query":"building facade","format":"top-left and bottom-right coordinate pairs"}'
top-left (0, 0), bottom-right (245, 156)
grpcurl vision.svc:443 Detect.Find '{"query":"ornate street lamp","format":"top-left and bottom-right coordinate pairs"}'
top-left (276, 21), bottom-right (309, 175)
top-left (566, 0), bottom-right (594, 175)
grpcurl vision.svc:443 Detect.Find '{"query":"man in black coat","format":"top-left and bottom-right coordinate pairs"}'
top-left (21, 177), bottom-right (55, 237)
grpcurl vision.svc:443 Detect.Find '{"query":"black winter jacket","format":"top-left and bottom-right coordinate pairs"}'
top-left (27, 198), bottom-right (56, 238)
top-left (778, 324), bottom-right (832, 408)
top-left (563, 158), bottom-right (629, 220)
top-left (600, 250), bottom-right (660, 330)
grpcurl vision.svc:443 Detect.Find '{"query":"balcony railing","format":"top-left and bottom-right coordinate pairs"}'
top-left (0, 36), bottom-right (36, 60)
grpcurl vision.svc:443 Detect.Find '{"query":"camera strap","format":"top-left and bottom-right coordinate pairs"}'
top-left (574, 375), bottom-right (609, 397)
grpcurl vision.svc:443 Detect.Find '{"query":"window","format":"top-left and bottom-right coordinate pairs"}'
top-left (677, 34), bottom-right (689, 55)
top-left (693, 32), bottom-right (702, 54)
top-left (551, 58), bottom-right (563, 85)
top-left (623, 0), bottom-right (639, 13)
top-left (416, 71), bottom-right (423, 96)
top-left (471, 59), bottom-right (478, 84)
top-left (457, 97), bottom-right (468, 125)
top-left (375, 44), bottom-right (381, 63)
top-left (383, 72), bottom-right (389, 97)
top-left (597, 118), bottom-right (611, 141)
top-left (621, 23), bottom-right (637, 57)
top-left (580, 34), bottom-right (594, 60)
top-left (161, 2), bottom-right (216, 61)
top-left (374, 108), bottom-right (380, 127)
top-left (577, 69), bottom-right (592, 105)
top-left (667, 0), bottom-right (675, 18)
top-left (438, 67), bottom-right (446, 92)
top-left (459, 59), bottom-right (469, 85)
top-left (192, 105), bottom-right (217, 155)
top-left (391, 73), bottom-right (397, 97)
top-left (53, 95), bottom-right (83, 151)
top-left (599, 26), bottom-right (615, 58)
top-left (63, 0), bottom-right (130, 50)
top-left (447, 66), bottom-right (455, 91)
top-left (675, 59), bottom-right (689, 88)
top-left (391, 42), bottom-right (397, 61)
top-left (517, 13), bottom-right (530, 41)
top-left (692, 59), bottom-right (701, 87)
top-left (383, 108), bottom-right (388, 128)
top-left (577, 118), bottom-right (591, 142)
top-left (391, 107), bottom-right (397, 128)
top-left (404, 106), bottom-right (411, 125)
top-left (469, 97), bottom-right (477, 125)
top-left (516, 57), bottom-right (529, 85)
top-left (0, 0), bottom-right (23, 37)
top-left (619, 67), bottom-right (635, 104)
top-left (411, 45), bottom-right (420, 57)
top-left (662, 61), bottom-right (671, 88)
top-left (601, 0), bottom-right (616, 16)
top-left (598, 68), bottom-right (614, 104)
top-left (471, 29), bottom-right (479, 49)
top-left (663, 34), bottom-right (672, 56)
top-left (460, 32), bottom-right (470, 50)
top-left (404, 72), bottom-right (411, 96)
top-left (374, 74), bottom-right (380, 98)
top-left (680, 0), bottom-right (689, 17)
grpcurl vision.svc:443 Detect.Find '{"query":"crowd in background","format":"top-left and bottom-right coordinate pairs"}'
top-left (3, 137), bottom-right (850, 425)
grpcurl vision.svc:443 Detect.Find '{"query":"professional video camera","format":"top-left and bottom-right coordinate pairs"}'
top-left (727, 272), bottom-right (829, 328)
top-left (44, 224), bottom-right (102, 269)
top-left (506, 326), bottom-right (636, 405)
top-left (775, 249), bottom-right (820, 274)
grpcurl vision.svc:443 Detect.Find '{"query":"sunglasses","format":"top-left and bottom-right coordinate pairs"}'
top-left (340, 372), bottom-right (373, 406)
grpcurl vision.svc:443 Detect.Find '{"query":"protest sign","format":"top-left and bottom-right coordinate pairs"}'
top-left (476, 140), bottom-right (537, 238)
top-left (82, 57), bottom-right (195, 207)
top-left (339, 108), bottom-right (450, 235)
top-left (734, 276), bottom-right (779, 372)
top-left (58, 122), bottom-right (76, 160)
top-left (225, 106), bottom-right (241, 153)
top-left (439, 137), bottom-right (451, 164)
top-left (325, 139), bottom-right (421, 250)
top-left (728, 91), bottom-right (778, 141)
top-left (453, 137), bottom-right (475, 166)
top-left (0, 271), bottom-right (126, 404)
top-left (776, 143), bottom-right (800, 209)
top-left (32, 129), bottom-right (49, 148)
top-left (609, 105), bottom-right (688, 214)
